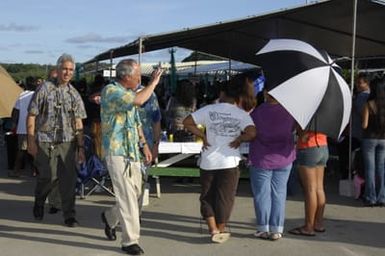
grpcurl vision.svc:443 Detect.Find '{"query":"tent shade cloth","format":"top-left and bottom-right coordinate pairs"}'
top-left (177, 61), bottom-right (258, 75)
top-left (84, 0), bottom-right (385, 67)
top-left (0, 65), bottom-right (22, 118)
top-left (255, 39), bottom-right (352, 139)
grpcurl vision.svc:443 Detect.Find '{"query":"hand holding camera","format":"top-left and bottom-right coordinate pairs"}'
top-left (149, 66), bottom-right (164, 87)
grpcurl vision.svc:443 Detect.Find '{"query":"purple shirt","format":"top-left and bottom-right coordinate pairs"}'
top-left (249, 103), bottom-right (296, 169)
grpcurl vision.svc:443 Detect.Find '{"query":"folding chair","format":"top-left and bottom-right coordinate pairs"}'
top-left (76, 135), bottom-right (114, 199)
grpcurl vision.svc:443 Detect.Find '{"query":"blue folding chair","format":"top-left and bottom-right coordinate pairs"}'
top-left (77, 135), bottom-right (114, 199)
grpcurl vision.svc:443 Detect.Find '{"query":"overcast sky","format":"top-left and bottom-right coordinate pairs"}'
top-left (0, 0), bottom-right (308, 65)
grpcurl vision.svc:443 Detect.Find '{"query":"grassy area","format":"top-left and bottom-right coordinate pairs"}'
top-left (149, 166), bottom-right (250, 178)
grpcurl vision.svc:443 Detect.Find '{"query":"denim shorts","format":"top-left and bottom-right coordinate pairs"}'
top-left (296, 146), bottom-right (329, 167)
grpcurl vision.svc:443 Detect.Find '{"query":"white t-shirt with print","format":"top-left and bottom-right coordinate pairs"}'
top-left (14, 90), bottom-right (34, 135)
top-left (191, 102), bottom-right (254, 170)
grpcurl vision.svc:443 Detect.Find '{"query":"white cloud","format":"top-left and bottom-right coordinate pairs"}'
top-left (25, 50), bottom-right (45, 54)
top-left (66, 33), bottom-right (131, 44)
top-left (0, 23), bottom-right (38, 32)
top-left (77, 44), bottom-right (99, 49)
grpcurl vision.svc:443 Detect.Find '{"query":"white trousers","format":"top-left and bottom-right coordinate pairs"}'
top-left (104, 156), bottom-right (142, 246)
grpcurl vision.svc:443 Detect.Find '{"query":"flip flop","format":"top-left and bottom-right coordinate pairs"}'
top-left (314, 228), bottom-right (326, 233)
top-left (288, 227), bottom-right (316, 237)
top-left (253, 231), bottom-right (269, 240)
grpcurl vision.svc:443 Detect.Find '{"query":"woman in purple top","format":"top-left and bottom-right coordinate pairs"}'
top-left (249, 92), bottom-right (296, 241)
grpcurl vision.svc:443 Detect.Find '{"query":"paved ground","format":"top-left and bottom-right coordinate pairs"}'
top-left (0, 141), bottom-right (384, 256)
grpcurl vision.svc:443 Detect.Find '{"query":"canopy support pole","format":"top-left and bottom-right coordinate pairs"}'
top-left (228, 58), bottom-right (232, 81)
top-left (109, 50), bottom-right (113, 80)
top-left (348, 0), bottom-right (358, 182)
top-left (138, 37), bottom-right (143, 65)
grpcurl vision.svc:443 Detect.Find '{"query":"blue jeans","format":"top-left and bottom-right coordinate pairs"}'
top-left (361, 139), bottom-right (385, 204)
top-left (249, 164), bottom-right (292, 233)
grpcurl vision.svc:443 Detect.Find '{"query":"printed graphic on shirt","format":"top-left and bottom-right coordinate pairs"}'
top-left (208, 111), bottom-right (241, 137)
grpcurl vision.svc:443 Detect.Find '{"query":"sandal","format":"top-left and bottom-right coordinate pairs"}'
top-left (288, 227), bottom-right (316, 237)
top-left (253, 231), bottom-right (269, 240)
top-left (211, 231), bottom-right (231, 243)
top-left (314, 228), bottom-right (326, 233)
top-left (269, 232), bottom-right (282, 241)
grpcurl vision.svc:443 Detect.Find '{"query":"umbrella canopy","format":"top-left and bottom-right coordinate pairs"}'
top-left (255, 39), bottom-right (352, 139)
top-left (0, 65), bottom-right (23, 118)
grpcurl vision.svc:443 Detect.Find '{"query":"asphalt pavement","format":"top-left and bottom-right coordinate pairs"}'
top-left (0, 141), bottom-right (384, 256)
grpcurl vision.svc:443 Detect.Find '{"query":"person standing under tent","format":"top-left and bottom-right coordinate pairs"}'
top-left (361, 76), bottom-right (385, 207)
top-left (337, 72), bottom-right (370, 179)
top-left (135, 76), bottom-right (162, 210)
top-left (289, 131), bottom-right (328, 237)
top-left (9, 76), bottom-right (37, 177)
top-left (249, 90), bottom-right (296, 241)
top-left (183, 81), bottom-right (256, 243)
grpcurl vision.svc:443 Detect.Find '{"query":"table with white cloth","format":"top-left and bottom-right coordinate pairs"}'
top-left (149, 142), bottom-right (249, 198)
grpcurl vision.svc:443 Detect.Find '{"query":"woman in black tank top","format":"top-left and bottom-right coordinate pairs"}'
top-left (361, 76), bottom-right (385, 207)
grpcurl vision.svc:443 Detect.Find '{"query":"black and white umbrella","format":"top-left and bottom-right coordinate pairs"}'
top-left (255, 39), bottom-right (352, 139)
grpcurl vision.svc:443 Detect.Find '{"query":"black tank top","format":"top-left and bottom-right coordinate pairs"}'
top-left (363, 103), bottom-right (385, 139)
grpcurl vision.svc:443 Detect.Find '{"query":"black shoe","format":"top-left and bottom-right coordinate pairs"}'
top-left (33, 204), bottom-right (44, 220)
top-left (48, 207), bottom-right (60, 214)
top-left (121, 244), bottom-right (144, 255)
top-left (64, 217), bottom-right (79, 227)
top-left (375, 202), bottom-right (385, 207)
top-left (101, 212), bottom-right (116, 241)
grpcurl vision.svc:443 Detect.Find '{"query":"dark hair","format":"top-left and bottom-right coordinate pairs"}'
top-left (229, 72), bottom-right (257, 111)
top-left (368, 76), bottom-right (385, 131)
top-left (94, 74), bottom-right (105, 86)
top-left (357, 72), bottom-right (370, 83)
top-left (25, 76), bottom-right (36, 91)
top-left (175, 79), bottom-right (196, 107)
top-left (220, 80), bottom-right (242, 100)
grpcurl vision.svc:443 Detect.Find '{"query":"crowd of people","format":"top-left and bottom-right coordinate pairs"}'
top-left (2, 52), bottom-right (385, 255)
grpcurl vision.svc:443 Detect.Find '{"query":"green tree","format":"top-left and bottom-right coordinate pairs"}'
top-left (1, 63), bottom-right (53, 82)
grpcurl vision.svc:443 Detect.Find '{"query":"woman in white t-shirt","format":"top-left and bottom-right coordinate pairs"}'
top-left (183, 81), bottom-right (256, 243)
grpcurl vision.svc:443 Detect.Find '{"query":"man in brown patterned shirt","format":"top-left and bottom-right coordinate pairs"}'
top-left (27, 53), bottom-right (87, 227)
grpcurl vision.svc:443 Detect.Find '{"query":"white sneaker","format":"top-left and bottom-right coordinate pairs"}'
top-left (269, 232), bottom-right (283, 241)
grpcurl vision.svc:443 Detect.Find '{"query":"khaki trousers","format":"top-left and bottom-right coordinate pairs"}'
top-left (104, 156), bottom-right (142, 246)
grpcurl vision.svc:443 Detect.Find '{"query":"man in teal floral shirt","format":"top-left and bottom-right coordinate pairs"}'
top-left (100, 59), bottom-right (162, 255)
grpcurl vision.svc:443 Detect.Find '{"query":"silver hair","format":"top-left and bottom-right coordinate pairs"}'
top-left (116, 59), bottom-right (138, 79)
top-left (56, 53), bottom-right (75, 69)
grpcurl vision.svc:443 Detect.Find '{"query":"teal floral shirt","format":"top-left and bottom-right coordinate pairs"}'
top-left (101, 81), bottom-right (142, 161)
